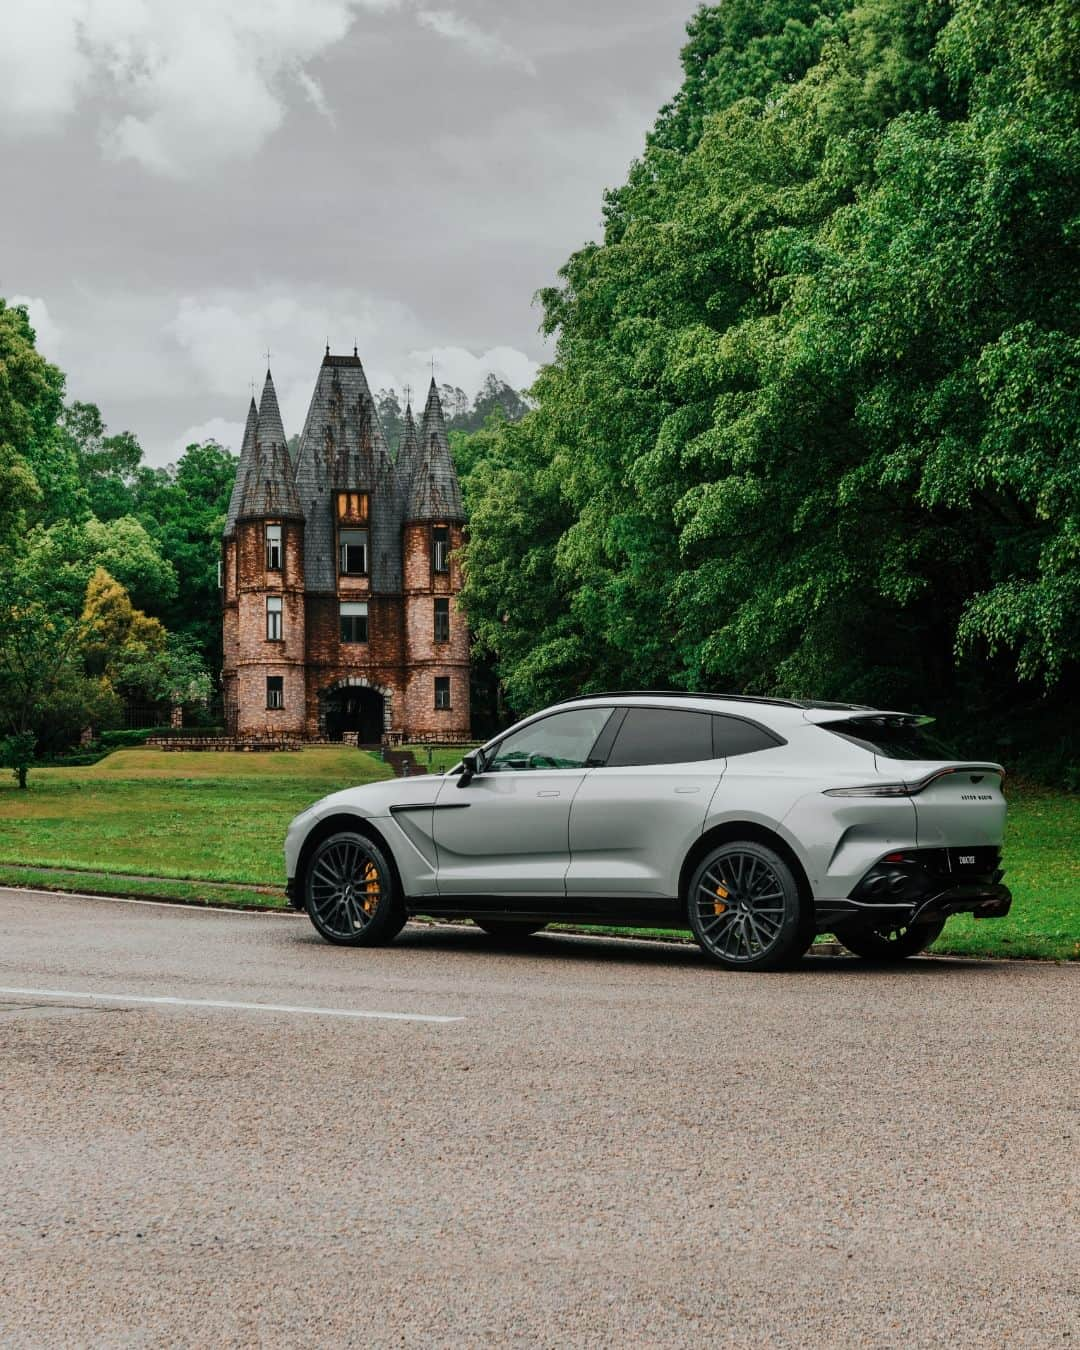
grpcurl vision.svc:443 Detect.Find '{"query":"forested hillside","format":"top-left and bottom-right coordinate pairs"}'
top-left (456, 0), bottom-right (1079, 776)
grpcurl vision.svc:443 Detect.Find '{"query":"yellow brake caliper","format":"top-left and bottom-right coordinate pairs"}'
top-left (714, 883), bottom-right (729, 915)
top-left (361, 861), bottom-right (380, 915)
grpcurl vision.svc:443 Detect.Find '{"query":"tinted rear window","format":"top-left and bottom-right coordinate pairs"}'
top-left (714, 715), bottom-right (783, 758)
top-left (822, 717), bottom-right (958, 761)
top-left (606, 708), bottom-right (714, 767)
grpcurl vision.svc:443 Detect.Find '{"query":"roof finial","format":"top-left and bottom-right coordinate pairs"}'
top-left (353, 340), bottom-right (358, 357)
top-left (430, 353), bottom-right (436, 381)
top-left (265, 346), bottom-right (272, 370)
top-left (403, 382), bottom-right (412, 408)
top-left (325, 338), bottom-right (330, 356)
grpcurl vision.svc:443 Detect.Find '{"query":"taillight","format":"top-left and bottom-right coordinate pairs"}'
top-left (823, 783), bottom-right (911, 797)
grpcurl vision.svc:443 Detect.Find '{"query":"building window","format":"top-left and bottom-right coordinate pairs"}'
top-left (339, 528), bottom-right (368, 576)
top-left (265, 523), bottom-right (282, 570)
top-left (340, 601), bottom-right (369, 644)
top-left (266, 595), bottom-right (283, 641)
top-left (434, 676), bottom-right (451, 710)
top-left (336, 491), bottom-right (369, 523)
top-left (266, 676), bottom-right (284, 709)
top-left (434, 597), bottom-right (450, 643)
top-left (216, 559), bottom-right (223, 589)
top-left (432, 525), bottom-right (450, 574)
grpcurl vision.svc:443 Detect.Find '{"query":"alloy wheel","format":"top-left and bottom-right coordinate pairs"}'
top-left (307, 836), bottom-right (384, 941)
top-left (692, 847), bottom-right (791, 965)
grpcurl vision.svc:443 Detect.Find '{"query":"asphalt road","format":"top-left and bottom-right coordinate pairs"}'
top-left (0, 888), bottom-right (1076, 1348)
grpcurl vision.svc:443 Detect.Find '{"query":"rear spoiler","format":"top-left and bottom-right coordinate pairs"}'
top-left (801, 708), bottom-right (933, 726)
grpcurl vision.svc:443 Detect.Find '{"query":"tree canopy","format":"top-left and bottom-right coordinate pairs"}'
top-left (457, 0), bottom-right (1079, 766)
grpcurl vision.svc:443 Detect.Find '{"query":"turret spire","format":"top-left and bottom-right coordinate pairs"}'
top-left (236, 368), bottom-right (302, 522)
top-left (407, 378), bottom-right (463, 521)
top-left (256, 367), bottom-right (287, 451)
top-left (223, 395), bottom-right (259, 536)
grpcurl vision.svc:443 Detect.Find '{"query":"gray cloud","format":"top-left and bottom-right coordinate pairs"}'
top-left (1, 0), bottom-right (689, 462)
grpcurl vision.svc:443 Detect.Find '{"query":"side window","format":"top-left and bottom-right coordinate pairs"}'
top-left (432, 525), bottom-right (450, 574)
top-left (340, 602), bottom-right (368, 643)
top-left (713, 714), bottom-right (783, 758)
top-left (488, 707), bottom-right (612, 772)
top-left (434, 676), bottom-right (451, 710)
top-left (266, 676), bottom-right (283, 709)
top-left (433, 597), bottom-right (450, 642)
top-left (265, 523), bottom-right (282, 571)
top-left (266, 595), bottom-right (283, 641)
top-left (605, 708), bottom-right (714, 767)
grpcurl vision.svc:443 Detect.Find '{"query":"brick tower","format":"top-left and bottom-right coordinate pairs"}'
top-left (401, 379), bottom-right (470, 736)
top-left (222, 369), bottom-right (306, 736)
top-left (220, 349), bottom-right (470, 744)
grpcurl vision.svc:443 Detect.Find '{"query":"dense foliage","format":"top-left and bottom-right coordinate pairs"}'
top-left (0, 299), bottom-right (226, 776)
top-left (457, 0), bottom-right (1079, 773)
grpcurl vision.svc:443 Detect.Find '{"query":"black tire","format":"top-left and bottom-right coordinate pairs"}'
top-left (304, 830), bottom-right (407, 946)
top-left (837, 917), bottom-right (945, 962)
top-left (687, 841), bottom-right (812, 971)
top-left (473, 919), bottom-right (547, 939)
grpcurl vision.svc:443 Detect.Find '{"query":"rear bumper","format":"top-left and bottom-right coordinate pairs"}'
top-left (815, 881), bottom-right (1011, 931)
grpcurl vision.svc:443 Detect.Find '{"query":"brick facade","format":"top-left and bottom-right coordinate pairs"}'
top-left (221, 356), bottom-right (470, 744)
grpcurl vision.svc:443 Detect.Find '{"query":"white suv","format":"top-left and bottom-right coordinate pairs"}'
top-left (284, 693), bottom-right (1011, 970)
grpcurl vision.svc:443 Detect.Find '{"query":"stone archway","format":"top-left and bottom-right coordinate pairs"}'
top-left (318, 677), bottom-right (393, 745)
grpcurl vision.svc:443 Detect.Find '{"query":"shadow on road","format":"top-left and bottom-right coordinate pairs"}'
top-left (309, 921), bottom-right (1007, 975)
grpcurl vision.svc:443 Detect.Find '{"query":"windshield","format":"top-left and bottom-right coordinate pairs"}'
top-left (822, 716), bottom-right (960, 762)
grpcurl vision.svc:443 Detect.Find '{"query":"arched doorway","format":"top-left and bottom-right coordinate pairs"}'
top-left (322, 684), bottom-right (385, 744)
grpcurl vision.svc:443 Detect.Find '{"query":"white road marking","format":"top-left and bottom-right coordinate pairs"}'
top-left (0, 985), bottom-right (463, 1024)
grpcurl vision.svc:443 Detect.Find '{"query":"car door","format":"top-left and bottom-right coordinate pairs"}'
top-left (432, 705), bottom-right (615, 902)
top-left (566, 706), bottom-right (723, 908)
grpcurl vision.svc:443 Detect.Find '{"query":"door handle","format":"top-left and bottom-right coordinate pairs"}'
top-left (536, 789), bottom-right (561, 798)
top-left (674, 786), bottom-right (700, 794)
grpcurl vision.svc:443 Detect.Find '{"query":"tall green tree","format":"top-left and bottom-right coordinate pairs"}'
top-left (0, 300), bottom-right (64, 544)
top-left (131, 440), bottom-right (235, 669)
top-left (458, 0), bottom-right (1079, 767)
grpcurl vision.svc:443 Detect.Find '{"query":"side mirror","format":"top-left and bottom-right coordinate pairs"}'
top-left (458, 749), bottom-right (482, 787)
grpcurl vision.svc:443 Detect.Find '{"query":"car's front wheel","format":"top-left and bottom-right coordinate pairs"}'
top-left (304, 830), bottom-right (406, 946)
top-left (687, 842), bottom-right (812, 971)
top-left (837, 918), bottom-right (945, 962)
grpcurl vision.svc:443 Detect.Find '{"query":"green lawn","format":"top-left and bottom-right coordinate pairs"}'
top-left (0, 750), bottom-right (1075, 959)
top-left (0, 748), bottom-right (392, 885)
top-left (401, 743), bottom-right (475, 773)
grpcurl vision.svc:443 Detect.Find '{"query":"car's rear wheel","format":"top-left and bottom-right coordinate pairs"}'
top-left (687, 842), bottom-right (812, 971)
top-left (473, 919), bottom-right (547, 939)
top-left (304, 830), bottom-right (406, 946)
top-left (837, 918), bottom-right (945, 962)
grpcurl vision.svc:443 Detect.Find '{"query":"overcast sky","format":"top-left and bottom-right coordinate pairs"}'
top-left (1, 0), bottom-right (690, 464)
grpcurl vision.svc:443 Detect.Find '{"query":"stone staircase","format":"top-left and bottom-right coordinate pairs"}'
top-left (382, 748), bottom-right (428, 777)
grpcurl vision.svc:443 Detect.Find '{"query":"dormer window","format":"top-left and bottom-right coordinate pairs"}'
top-left (336, 491), bottom-right (369, 523)
top-left (265, 523), bottom-right (282, 570)
top-left (432, 525), bottom-right (450, 574)
top-left (339, 529), bottom-right (368, 576)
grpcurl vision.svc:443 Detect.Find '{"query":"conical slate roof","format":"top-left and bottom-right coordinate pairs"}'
top-left (236, 370), bottom-right (303, 521)
top-left (293, 351), bottom-right (401, 592)
top-left (223, 396), bottom-right (258, 536)
top-left (408, 379), bottom-right (464, 522)
top-left (396, 401), bottom-right (418, 480)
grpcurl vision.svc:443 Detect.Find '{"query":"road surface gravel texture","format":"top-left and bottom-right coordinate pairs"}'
top-left (0, 887), bottom-right (1076, 1348)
